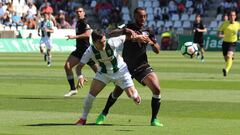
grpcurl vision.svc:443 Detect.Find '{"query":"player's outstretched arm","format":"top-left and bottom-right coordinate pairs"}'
top-left (75, 62), bottom-right (86, 89)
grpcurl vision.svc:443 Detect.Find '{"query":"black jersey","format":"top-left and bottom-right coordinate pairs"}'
top-left (123, 23), bottom-right (157, 71)
top-left (75, 18), bottom-right (91, 52)
top-left (193, 21), bottom-right (204, 43)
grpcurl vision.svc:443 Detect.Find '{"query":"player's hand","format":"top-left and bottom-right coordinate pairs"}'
top-left (135, 35), bottom-right (149, 43)
top-left (76, 76), bottom-right (88, 89)
top-left (66, 35), bottom-right (73, 40)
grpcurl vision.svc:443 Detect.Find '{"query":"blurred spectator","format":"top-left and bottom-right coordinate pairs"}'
top-left (40, 0), bottom-right (53, 14)
top-left (109, 8), bottom-right (121, 28)
top-left (154, 7), bottom-right (162, 21)
top-left (0, 2), bottom-right (7, 23)
top-left (56, 10), bottom-right (71, 29)
top-left (194, 0), bottom-right (204, 15)
top-left (12, 11), bottom-right (23, 27)
top-left (168, 0), bottom-right (178, 14)
top-left (177, 2), bottom-right (185, 14)
top-left (2, 11), bottom-right (11, 26)
top-left (25, 17), bottom-right (37, 29)
top-left (26, 2), bottom-right (37, 18)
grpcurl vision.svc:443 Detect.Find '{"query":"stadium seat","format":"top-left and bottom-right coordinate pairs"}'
top-left (215, 14), bottom-right (222, 21)
top-left (121, 6), bottom-right (129, 14)
top-left (145, 1), bottom-right (152, 7)
top-left (176, 28), bottom-right (184, 34)
top-left (209, 30), bottom-right (217, 35)
top-left (148, 20), bottom-right (156, 27)
top-left (11, 26), bottom-right (17, 31)
top-left (189, 14), bottom-right (196, 21)
top-left (185, 0), bottom-right (193, 8)
top-left (164, 21), bottom-right (173, 28)
top-left (4, 26), bottom-right (10, 30)
top-left (152, 0), bottom-right (160, 8)
top-left (154, 7), bottom-right (161, 15)
top-left (147, 13), bottom-right (154, 21)
top-left (209, 21), bottom-right (218, 30)
top-left (138, 1), bottom-right (144, 7)
top-left (90, 0), bottom-right (97, 8)
top-left (156, 20), bottom-right (164, 27)
top-left (173, 21), bottom-right (182, 28)
top-left (181, 13), bottom-right (189, 21)
top-left (182, 21), bottom-right (191, 28)
top-left (146, 7), bottom-right (153, 14)
top-left (123, 14), bottom-right (131, 22)
top-left (171, 14), bottom-right (179, 21)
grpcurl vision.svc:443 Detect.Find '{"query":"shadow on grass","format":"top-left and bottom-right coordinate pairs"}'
top-left (25, 123), bottom-right (146, 127)
top-left (18, 97), bottom-right (83, 100)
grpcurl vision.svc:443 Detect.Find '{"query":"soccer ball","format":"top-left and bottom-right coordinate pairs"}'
top-left (181, 42), bottom-right (199, 58)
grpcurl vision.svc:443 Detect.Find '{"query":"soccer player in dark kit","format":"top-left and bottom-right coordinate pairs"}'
top-left (193, 14), bottom-right (207, 62)
top-left (96, 7), bottom-right (163, 126)
top-left (64, 7), bottom-right (98, 97)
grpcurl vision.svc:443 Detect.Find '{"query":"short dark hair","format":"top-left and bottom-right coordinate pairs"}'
top-left (134, 7), bottom-right (145, 16)
top-left (92, 29), bottom-right (105, 42)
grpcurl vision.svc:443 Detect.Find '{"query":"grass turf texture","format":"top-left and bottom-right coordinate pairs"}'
top-left (0, 51), bottom-right (240, 135)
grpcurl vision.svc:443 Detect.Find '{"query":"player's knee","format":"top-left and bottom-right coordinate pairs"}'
top-left (152, 86), bottom-right (161, 95)
top-left (64, 62), bottom-right (71, 70)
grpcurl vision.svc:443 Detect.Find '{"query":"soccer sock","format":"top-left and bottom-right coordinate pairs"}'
top-left (47, 55), bottom-right (52, 63)
top-left (226, 58), bottom-right (233, 73)
top-left (67, 75), bottom-right (75, 90)
top-left (81, 93), bottom-right (95, 120)
top-left (151, 94), bottom-right (161, 122)
top-left (201, 55), bottom-right (204, 60)
top-left (102, 92), bottom-right (117, 116)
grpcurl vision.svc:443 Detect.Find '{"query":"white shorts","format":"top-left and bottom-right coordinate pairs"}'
top-left (94, 66), bottom-right (134, 90)
top-left (40, 37), bottom-right (52, 49)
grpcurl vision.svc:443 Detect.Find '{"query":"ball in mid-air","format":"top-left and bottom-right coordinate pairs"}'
top-left (181, 42), bottom-right (199, 58)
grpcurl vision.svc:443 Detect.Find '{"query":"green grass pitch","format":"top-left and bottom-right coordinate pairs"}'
top-left (0, 51), bottom-right (240, 135)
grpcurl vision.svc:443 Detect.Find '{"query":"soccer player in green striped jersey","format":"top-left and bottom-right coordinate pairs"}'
top-left (75, 29), bottom-right (143, 125)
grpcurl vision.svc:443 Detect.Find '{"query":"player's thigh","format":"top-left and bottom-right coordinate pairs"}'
top-left (45, 39), bottom-right (53, 50)
top-left (115, 72), bottom-right (134, 90)
top-left (89, 79), bottom-right (106, 96)
top-left (65, 55), bottom-right (80, 68)
top-left (143, 72), bottom-right (161, 94)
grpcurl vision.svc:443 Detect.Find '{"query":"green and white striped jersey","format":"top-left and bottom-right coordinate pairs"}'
top-left (81, 35), bottom-right (127, 74)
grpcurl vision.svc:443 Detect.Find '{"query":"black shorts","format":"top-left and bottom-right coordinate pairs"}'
top-left (129, 64), bottom-right (154, 86)
top-left (222, 42), bottom-right (236, 56)
top-left (70, 50), bottom-right (95, 66)
top-left (193, 41), bottom-right (204, 48)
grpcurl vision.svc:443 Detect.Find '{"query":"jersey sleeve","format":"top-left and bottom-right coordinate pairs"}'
top-left (80, 47), bottom-right (93, 64)
top-left (218, 21), bottom-right (225, 31)
top-left (108, 35), bottom-right (126, 49)
top-left (49, 21), bottom-right (54, 29)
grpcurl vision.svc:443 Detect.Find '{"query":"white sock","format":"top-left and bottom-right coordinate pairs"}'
top-left (152, 94), bottom-right (161, 99)
top-left (81, 93), bottom-right (95, 119)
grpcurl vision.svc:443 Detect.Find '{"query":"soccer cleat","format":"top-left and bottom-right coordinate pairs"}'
top-left (96, 113), bottom-right (106, 125)
top-left (151, 119), bottom-right (163, 127)
top-left (47, 62), bottom-right (51, 67)
top-left (75, 118), bottom-right (86, 125)
top-left (64, 89), bottom-right (78, 97)
top-left (222, 69), bottom-right (227, 77)
top-left (201, 59), bottom-right (205, 62)
top-left (133, 95), bottom-right (141, 104)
